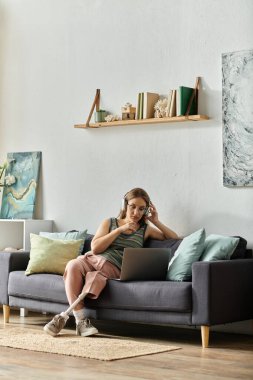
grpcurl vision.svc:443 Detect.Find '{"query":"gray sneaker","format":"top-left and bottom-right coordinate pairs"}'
top-left (43, 313), bottom-right (69, 337)
top-left (76, 319), bottom-right (98, 337)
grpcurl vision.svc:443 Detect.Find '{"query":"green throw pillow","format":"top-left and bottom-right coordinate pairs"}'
top-left (39, 230), bottom-right (87, 255)
top-left (166, 228), bottom-right (206, 281)
top-left (25, 234), bottom-right (82, 276)
top-left (200, 234), bottom-right (239, 261)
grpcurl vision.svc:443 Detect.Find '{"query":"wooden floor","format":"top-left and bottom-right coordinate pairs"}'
top-left (0, 310), bottom-right (253, 380)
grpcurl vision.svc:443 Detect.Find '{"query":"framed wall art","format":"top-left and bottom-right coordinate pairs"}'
top-left (222, 49), bottom-right (253, 187)
top-left (0, 151), bottom-right (41, 219)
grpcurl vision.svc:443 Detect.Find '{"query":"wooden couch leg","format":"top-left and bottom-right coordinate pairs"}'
top-left (3, 305), bottom-right (10, 324)
top-left (201, 326), bottom-right (210, 348)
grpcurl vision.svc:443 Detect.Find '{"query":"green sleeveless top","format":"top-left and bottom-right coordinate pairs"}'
top-left (98, 217), bottom-right (147, 269)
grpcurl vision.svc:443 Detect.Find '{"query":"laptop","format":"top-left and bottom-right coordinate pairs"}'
top-left (118, 248), bottom-right (171, 281)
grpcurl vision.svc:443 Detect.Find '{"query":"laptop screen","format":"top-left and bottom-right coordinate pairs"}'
top-left (120, 248), bottom-right (171, 281)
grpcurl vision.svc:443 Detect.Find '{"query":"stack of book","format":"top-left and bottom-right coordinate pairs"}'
top-left (135, 85), bottom-right (198, 120)
top-left (136, 92), bottom-right (159, 119)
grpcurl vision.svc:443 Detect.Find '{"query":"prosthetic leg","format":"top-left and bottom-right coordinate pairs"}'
top-left (43, 291), bottom-right (89, 336)
top-left (60, 291), bottom-right (87, 318)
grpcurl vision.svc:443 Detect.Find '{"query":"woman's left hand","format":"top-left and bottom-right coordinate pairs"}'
top-left (146, 202), bottom-right (159, 224)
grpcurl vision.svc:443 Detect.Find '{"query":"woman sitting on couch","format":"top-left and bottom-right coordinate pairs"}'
top-left (44, 187), bottom-right (178, 337)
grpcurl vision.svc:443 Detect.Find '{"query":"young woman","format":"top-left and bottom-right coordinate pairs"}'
top-left (44, 188), bottom-right (178, 337)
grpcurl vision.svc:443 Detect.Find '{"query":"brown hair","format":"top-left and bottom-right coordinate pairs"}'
top-left (118, 187), bottom-right (150, 224)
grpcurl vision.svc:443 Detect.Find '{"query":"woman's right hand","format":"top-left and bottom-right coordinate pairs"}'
top-left (119, 222), bottom-right (138, 234)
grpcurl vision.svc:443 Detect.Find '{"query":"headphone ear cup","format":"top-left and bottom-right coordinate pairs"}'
top-left (145, 201), bottom-right (151, 215)
top-left (121, 198), bottom-right (126, 211)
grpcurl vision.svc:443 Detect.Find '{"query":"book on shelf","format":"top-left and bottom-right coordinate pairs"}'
top-left (136, 92), bottom-right (159, 119)
top-left (140, 92), bottom-right (144, 119)
top-left (136, 93), bottom-right (141, 119)
top-left (143, 92), bottom-right (159, 119)
top-left (176, 86), bottom-right (197, 116)
top-left (136, 92), bottom-right (143, 119)
top-left (165, 90), bottom-right (173, 117)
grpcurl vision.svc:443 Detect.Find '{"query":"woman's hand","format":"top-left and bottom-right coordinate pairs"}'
top-left (146, 202), bottom-right (159, 224)
top-left (144, 202), bottom-right (179, 240)
top-left (119, 221), bottom-right (138, 234)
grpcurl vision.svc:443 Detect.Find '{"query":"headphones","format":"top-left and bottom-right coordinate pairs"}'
top-left (121, 192), bottom-right (151, 216)
top-left (121, 196), bottom-right (127, 211)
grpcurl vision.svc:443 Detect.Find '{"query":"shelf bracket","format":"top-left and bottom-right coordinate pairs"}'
top-left (185, 77), bottom-right (200, 116)
top-left (85, 89), bottom-right (100, 127)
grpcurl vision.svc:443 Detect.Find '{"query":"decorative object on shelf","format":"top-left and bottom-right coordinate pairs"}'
top-left (105, 114), bottom-right (120, 122)
top-left (154, 97), bottom-right (169, 118)
top-left (0, 151), bottom-right (42, 219)
top-left (121, 103), bottom-right (136, 120)
top-left (94, 110), bottom-right (108, 123)
top-left (222, 49), bottom-right (253, 187)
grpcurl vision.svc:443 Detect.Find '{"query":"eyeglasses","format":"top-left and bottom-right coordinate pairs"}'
top-left (127, 203), bottom-right (147, 214)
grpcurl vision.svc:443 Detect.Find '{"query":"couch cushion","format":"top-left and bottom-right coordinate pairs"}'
top-left (230, 236), bottom-right (251, 259)
top-left (82, 234), bottom-right (94, 254)
top-left (167, 228), bottom-right (206, 281)
top-left (83, 235), bottom-right (183, 256)
top-left (25, 234), bottom-right (82, 275)
top-left (200, 235), bottom-right (239, 262)
top-left (8, 271), bottom-right (68, 304)
top-left (85, 279), bottom-right (192, 312)
top-left (39, 230), bottom-right (88, 255)
top-left (144, 237), bottom-right (182, 255)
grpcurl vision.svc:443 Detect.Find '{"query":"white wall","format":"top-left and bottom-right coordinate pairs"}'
top-left (0, 0), bottom-right (252, 245)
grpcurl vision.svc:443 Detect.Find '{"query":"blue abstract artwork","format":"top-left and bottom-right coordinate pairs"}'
top-left (0, 151), bottom-right (41, 219)
top-left (222, 49), bottom-right (253, 186)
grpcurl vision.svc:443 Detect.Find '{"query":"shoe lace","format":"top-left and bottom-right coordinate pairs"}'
top-left (51, 315), bottom-right (63, 327)
top-left (78, 318), bottom-right (95, 329)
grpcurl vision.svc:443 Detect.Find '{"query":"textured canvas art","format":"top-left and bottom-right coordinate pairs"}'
top-left (222, 49), bottom-right (253, 186)
top-left (0, 151), bottom-right (41, 219)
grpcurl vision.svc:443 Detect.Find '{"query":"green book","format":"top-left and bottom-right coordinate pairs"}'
top-left (176, 86), bottom-right (197, 116)
top-left (139, 92), bottom-right (144, 119)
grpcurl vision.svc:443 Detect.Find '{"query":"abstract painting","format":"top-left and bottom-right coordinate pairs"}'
top-left (222, 49), bottom-right (253, 186)
top-left (0, 151), bottom-right (41, 219)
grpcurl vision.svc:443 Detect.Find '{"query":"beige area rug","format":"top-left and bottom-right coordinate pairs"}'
top-left (0, 327), bottom-right (180, 361)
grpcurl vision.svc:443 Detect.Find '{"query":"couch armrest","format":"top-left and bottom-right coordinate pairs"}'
top-left (0, 251), bottom-right (30, 305)
top-left (192, 259), bottom-right (253, 326)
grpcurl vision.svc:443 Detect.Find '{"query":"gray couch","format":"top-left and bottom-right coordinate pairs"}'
top-left (1, 234), bottom-right (252, 348)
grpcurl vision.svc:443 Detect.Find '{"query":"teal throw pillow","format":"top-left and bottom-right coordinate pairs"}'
top-left (200, 234), bottom-right (239, 261)
top-left (166, 228), bottom-right (206, 281)
top-left (39, 230), bottom-right (87, 255)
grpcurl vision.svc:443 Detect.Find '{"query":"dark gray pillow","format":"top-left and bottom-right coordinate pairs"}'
top-left (144, 238), bottom-right (182, 261)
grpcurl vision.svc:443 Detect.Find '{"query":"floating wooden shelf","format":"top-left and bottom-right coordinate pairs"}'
top-left (75, 84), bottom-right (209, 129)
top-left (75, 114), bottom-right (209, 129)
